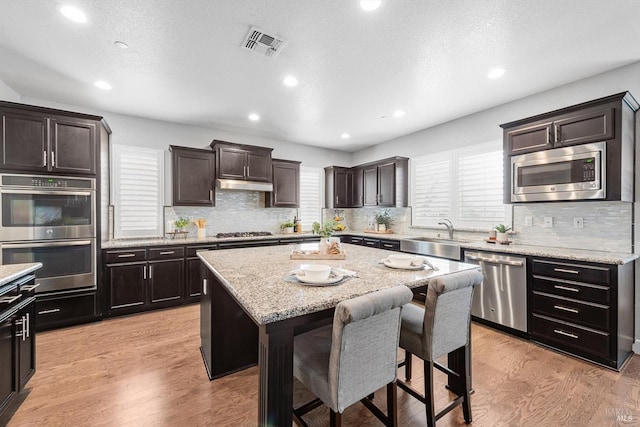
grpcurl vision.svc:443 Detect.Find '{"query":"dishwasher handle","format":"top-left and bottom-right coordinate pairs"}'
top-left (465, 255), bottom-right (524, 267)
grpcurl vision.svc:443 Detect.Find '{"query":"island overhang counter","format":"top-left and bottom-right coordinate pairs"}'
top-left (197, 243), bottom-right (479, 426)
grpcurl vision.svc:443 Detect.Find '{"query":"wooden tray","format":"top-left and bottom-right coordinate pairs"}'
top-left (364, 229), bottom-right (394, 234)
top-left (290, 251), bottom-right (346, 260)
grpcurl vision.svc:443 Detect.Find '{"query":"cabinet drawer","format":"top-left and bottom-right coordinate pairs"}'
top-left (531, 313), bottom-right (610, 358)
top-left (532, 276), bottom-right (609, 304)
top-left (532, 259), bottom-right (610, 285)
top-left (105, 249), bottom-right (146, 264)
top-left (148, 247), bottom-right (185, 260)
top-left (186, 245), bottom-right (217, 257)
top-left (35, 293), bottom-right (96, 330)
top-left (379, 239), bottom-right (400, 251)
top-left (363, 238), bottom-right (380, 248)
top-left (532, 291), bottom-right (609, 330)
top-left (350, 236), bottom-right (364, 245)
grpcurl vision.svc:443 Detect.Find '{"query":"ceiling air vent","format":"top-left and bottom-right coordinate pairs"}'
top-left (242, 26), bottom-right (287, 58)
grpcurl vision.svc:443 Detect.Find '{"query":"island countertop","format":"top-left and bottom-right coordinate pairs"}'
top-left (0, 262), bottom-right (42, 287)
top-left (198, 243), bottom-right (478, 325)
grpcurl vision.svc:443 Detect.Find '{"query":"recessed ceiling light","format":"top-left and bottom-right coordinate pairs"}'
top-left (114, 41), bottom-right (129, 49)
top-left (360, 0), bottom-right (382, 11)
top-left (487, 67), bottom-right (506, 79)
top-left (283, 75), bottom-right (298, 87)
top-left (94, 80), bottom-right (112, 90)
top-left (248, 113), bottom-right (260, 121)
top-left (60, 5), bottom-right (87, 23)
top-left (393, 110), bottom-right (405, 118)
top-left (341, 133), bottom-right (350, 139)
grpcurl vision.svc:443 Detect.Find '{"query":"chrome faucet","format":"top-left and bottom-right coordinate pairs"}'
top-left (438, 218), bottom-right (454, 239)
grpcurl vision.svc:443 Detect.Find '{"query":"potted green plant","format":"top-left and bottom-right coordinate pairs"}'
top-left (174, 217), bottom-right (190, 232)
top-left (374, 209), bottom-right (393, 232)
top-left (281, 220), bottom-right (296, 234)
top-left (312, 220), bottom-right (339, 253)
top-left (494, 224), bottom-right (511, 243)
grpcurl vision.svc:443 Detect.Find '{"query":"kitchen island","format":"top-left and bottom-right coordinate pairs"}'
top-left (198, 243), bottom-right (478, 426)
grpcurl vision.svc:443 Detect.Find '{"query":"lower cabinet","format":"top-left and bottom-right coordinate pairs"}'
top-left (35, 291), bottom-right (97, 331)
top-left (528, 257), bottom-right (633, 370)
top-left (103, 247), bottom-right (184, 317)
top-left (342, 235), bottom-right (400, 251)
top-left (186, 244), bottom-right (218, 303)
top-left (0, 274), bottom-right (37, 424)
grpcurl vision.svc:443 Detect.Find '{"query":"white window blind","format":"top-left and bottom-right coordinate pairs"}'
top-left (298, 166), bottom-right (322, 230)
top-left (411, 141), bottom-right (509, 228)
top-left (111, 144), bottom-right (164, 238)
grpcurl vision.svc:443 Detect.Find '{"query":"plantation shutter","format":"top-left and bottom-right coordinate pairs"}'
top-left (411, 155), bottom-right (451, 226)
top-left (457, 149), bottom-right (505, 223)
top-left (298, 166), bottom-right (322, 231)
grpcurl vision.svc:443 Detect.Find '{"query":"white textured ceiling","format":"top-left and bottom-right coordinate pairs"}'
top-left (0, 1), bottom-right (639, 152)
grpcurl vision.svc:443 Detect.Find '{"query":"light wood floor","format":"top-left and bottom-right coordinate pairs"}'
top-left (8, 304), bottom-right (640, 427)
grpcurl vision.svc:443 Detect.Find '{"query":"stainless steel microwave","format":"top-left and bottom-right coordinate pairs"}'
top-left (511, 141), bottom-right (605, 202)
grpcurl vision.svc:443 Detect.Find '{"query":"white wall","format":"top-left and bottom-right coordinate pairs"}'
top-left (352, 61), bottom-right (640, 164)
top-left (0, 78), bottom-right (20, 102)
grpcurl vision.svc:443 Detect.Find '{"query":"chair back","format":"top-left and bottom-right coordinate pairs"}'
top-left (422, 270), bottom-right (483, 360)
top-left (328, 285), bottom-right (413, 412)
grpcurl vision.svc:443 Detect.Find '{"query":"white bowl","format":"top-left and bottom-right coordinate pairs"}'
top-left (387, 254), bottom-right (418, 268)
top-left (300, 264), bottom-right (332, 282)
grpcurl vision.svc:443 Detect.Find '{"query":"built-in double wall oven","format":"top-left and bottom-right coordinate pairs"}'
top-left (0, 174), bottom-right (96, 293)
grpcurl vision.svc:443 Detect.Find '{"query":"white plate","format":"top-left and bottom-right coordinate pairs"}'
top-left (383, 259), bottom-right (426, 270)
top-left (295, 271), bottom-right (344, 285)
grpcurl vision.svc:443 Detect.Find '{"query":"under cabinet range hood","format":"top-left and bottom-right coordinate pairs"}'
top-left (216, 179), bottom-right (273, 192)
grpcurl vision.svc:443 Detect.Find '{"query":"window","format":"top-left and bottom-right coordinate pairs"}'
top-left (111, 144), bottom-right (164, 238)
top-left (411, 141), bottom-right (510, 228)
top-left (298, 166), bottom-right (322, 230)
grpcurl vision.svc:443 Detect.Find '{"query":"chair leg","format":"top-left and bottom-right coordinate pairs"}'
top-left (405, 350), bottom-right (413, 381)
top-left (329, 409), bottom-right (341, 427)
top-left (461, 345), bottom-right (472, 423)
top-left (424, 360), bottom-right (436, 427)
top-left (386, 382), bottom-right (398, 427)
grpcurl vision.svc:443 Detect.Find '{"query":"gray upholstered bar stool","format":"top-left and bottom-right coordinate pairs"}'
top-left (398, 270), bottom-right (483, 427)
top-left (293, 285), bottom-right (414, 427)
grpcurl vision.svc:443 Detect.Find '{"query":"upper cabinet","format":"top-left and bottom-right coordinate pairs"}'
top-left (325, 156), bottom-right (408, 208)
top-left (502, 92), bottom-right (638, 203)
top-left (506, 107), bottom-right (614, 155)
top-left (0, 102), bottom-right (106, 175)
top-left (170, 146), bottom-right (215, 206)
top-left (210, 140), bottom-right (272, 183)
top-left (325, 166), bottom-right (361, 208)
top-left (266, 159), bottom-right (300, 208)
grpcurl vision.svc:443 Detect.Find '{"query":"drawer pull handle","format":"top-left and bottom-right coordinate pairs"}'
top-left (554, 305), bottom-right (579, 314)
top-left (553, 268), bottom-right (579, 274)
top-left (21, 283), bottom-right (41, 292)
top-left (38, 308), bottom-right (61, 315)
top-left (554, 285), bottom-right (579, 293)
top-left (159, 251), bottom-right (175, 255)
top-left (553, 329), bottom-right (578, 339)
top-left (118, 254), bottom-right (136, 258)
top-left (0, 295), bottom-right (21, 304)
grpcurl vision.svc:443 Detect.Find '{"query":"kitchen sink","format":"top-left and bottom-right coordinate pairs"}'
top-left (400, 237), bottom-right (464, 261)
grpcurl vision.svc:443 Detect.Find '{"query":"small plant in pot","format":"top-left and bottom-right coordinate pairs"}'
top-left (494, 224), bottom-right (511, 243)
top-left (174, 217), bottom-right (190, 232)
top-left (281, 220), bottom-right (296, 234)
top-left (374, 209), bottom-right (393, 232)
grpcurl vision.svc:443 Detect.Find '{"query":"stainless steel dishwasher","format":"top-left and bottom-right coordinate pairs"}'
top-left (464, 250), bottom-right (527, 332)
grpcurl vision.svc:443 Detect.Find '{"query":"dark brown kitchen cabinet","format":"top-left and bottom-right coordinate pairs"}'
top-left (361, 157), bottom-right (408, 207)
top-left (210, 140), bottom-right (272, 183)
top-left (528, 257), bottom-right (633, 370)
top-left (103, 247), bottom-right (185, 317)
top-left (0, 103), bottom-right (102, 175)
top-left (502, 92), bottom-right (638, 203)
top-left (324, 166), bottom-right (362, 208)
top-left (505, 107), bottom-right (614, 155)
top-left (0, 272), bottom-right (37, 423)
top-left (266, 159), bottom-right (300, 207)
top-left (186, 244), bottom-right (218, 303)
top-left (170, 146), bottom-right (215, 206)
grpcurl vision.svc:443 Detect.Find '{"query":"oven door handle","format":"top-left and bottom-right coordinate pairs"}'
top-left (0, 240), bottom-right (93, 249)
top-left (0, 189), bottom-right (92, 197)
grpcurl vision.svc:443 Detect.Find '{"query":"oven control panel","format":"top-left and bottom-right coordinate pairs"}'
top-left (1, 174), bottom-right (94, 189)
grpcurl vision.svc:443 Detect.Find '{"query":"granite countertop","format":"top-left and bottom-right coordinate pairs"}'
top-left (0, 263), bottom-right (42, 287)
top-left (102, 231), bottom-right (637, 265)
top-left (198, 244), bottom-right (478, 325)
